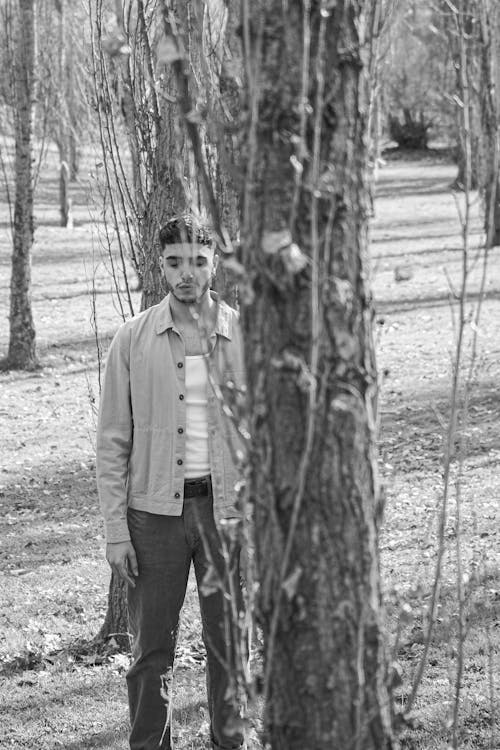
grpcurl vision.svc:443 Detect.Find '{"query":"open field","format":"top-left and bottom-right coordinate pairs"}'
top-left (0, 148), bottom-right (499, 749)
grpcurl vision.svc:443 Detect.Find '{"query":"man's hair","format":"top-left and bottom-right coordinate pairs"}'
top-left (159, 215), bottom-right (213, 249)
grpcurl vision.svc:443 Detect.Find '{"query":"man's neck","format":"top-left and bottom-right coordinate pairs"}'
top-left (169, 290), bottom-right (215, 329)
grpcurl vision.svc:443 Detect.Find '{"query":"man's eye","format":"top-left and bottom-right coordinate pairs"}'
top-left (166, 260), bottom-right (178, 267)
top-left (196, 258), bottom-right (207, 266)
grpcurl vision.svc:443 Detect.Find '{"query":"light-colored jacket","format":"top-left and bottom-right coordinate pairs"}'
top-left (96, 293), bottom-right (246, 543)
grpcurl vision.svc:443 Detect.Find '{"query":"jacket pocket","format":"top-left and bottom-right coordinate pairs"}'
top-left (128, 427), bottom-right (173, 497)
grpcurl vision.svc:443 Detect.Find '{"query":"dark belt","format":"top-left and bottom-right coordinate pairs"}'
top-left (183, 475), bottom-right (211, 499)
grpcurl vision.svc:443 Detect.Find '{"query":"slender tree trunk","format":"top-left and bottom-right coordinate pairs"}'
top-left (241, 2), bottom-right (394, 748)
top-left (454, 131), bottom-right (480, 190)
top-left (96, 573), bottom-right (129, 649)
top-left (494, 6), bottom-right (500, 244)
top-left (449, 0), bottom-right (480, 191)
top-left (478, 1), bottom-right (500, 244)
top-left (211, 0), bottom-right (241, 305)
top-left (65, 10), bottom-right (78, 181)
top-left (59, 160), bottom-right (73, 228)
top-left (7, 0), bottom-right (37, 370)
top-left (56, 0), bottom-right (72, 227)
top-left (491, 187), bottom-right (500, 245)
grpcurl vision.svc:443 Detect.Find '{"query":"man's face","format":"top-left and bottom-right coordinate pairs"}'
top-left (159, 242), bottom-right (218, 304)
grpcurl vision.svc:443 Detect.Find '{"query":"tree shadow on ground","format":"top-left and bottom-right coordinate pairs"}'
top-left (380, 381), bottom-right (500, 470)
top-left (37, 287), bottom-right (125, 302)
top-left (375, 179), bottom-right (455, 199)
top-left (381, 146), bottom-right (456, 163)
top-left (60, 727), bottom-right (129, 750)
top-left (372, 245), bottom-right (476, 262)
top-left (377, 288), bottom-right (500, 315)
top-left (376, 214), bottom-right (462, 229)
top-left (396, 565), bottom-right (500, 655)
top-left (0, 338), bottom-right (101, 375)
top-left (372, 230), bottom-right (481, 245)
top-left (1, 671), bottom-right (122, 710)
top-left (373, 232), bottom-right (456, 247)
top-left (31, 241), bottom-right (113, 265)
top-left (0, 458), bottom-right (101, 572)
top-left (35, 178), bottom-right (92, 205)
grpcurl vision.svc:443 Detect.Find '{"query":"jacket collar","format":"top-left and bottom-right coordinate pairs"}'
top-left (155, 292), bottom-right (233, 340)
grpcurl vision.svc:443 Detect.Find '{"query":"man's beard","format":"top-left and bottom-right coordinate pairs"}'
top-left (171, 278), bottom-right (211, 304)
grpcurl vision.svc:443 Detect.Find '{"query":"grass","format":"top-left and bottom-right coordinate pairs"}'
top-left (0, 144), bottom-right (499, 748)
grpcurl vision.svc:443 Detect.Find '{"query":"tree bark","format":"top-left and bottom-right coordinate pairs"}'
top-left (197, 0), bottom-right (241, 305)
top-left (96, 573), bottom-right (129, 650)
top-left (97, 1), bottom-right (188, 644)
top-left (490, 184), bottom-right (500, 246)
top-left (56, 0), bottom-right (73, 226)
top-left (240, 2), bottom-right (395, 748)
top-left (59, 161), bottom-right (73, 228)
top-left (7, 0), bottom-right (37, 370)
top-left (138, 1), bottom-right (188, 311)
top-left (114, 0), bottom-right (145, 234)
top-left (478, 1), bottom-right (500, 244)
top-left (139, 81), bottom-right (185, 310)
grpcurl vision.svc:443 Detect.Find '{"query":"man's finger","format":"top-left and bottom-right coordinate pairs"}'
top-left (109, 560), bottom-right (133, 587)
top-left (128, 549), bottom-right (139, 578)
top-left (119, 565), bottom-right (136, 588)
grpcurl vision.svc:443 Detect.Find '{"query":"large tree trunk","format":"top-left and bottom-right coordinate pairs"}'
top-left (97, 1), bottom-right (188, 644)
top-left (139, 85), bottom-right (185, 310)
top-left (197, 0), bottom-right (241, 305)
top-left (7, 0), bottom-right (37, 370)
top-left (138, 2), bottom-right (191, 311)
top-left (113, 0), bottom-right (145, 250)
top-left (240, 2), bottom-right (395, 748)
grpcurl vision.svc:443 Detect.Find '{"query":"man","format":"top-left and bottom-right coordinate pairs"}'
top-left (96, 216), bottom-right (246, 750)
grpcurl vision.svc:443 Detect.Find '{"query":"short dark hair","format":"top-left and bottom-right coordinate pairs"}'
top-left (159, 215), bottom-right (213, 249)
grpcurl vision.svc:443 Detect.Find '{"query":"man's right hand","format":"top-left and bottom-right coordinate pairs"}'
top-left (106, 541), bottom-right (139, 588)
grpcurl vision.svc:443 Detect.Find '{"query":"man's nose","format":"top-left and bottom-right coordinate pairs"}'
top-left (181, 266), bottom-right (194, 280)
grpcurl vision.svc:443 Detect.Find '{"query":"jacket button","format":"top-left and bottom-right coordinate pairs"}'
top-left (174, 492), bottom-right (181, 499)
top-left (179, 394), bottom-right (184, 400)
top-left (177, 362), bottom-right (183, 368)
top-left (177, 459), bottom-right (183, 465)
top-left (178, 427), bottom-right (184, 434)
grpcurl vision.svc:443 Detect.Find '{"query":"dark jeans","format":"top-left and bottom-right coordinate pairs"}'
top-left (126, 490), bottom-right (244, 750)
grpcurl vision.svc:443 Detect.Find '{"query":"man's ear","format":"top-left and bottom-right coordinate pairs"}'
top-left (212, 253), bottom-right (219, 274)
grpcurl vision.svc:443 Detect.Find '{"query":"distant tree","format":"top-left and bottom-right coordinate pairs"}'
top-left (6, 0), bottom-right (38, 370)
top-left (475, 1), bottom-right (500, 244)
top-left (239, 1), bottom-right (396, 747)
top-left (20, 0), bottom-right (89, 226)
top-left (438, 0), bottom-right (481, 188)
top-left (383, 0), bottom-right (455, 150)
top-left (366, 0), bottom-right (400, 197)
top-left (442, 0), bottom-right (500, 237)
top-left (55, 0), bottom-right (72, 227)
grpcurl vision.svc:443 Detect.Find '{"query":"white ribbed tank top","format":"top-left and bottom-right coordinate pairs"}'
top-left (184, 355), bottom-right (210, 478)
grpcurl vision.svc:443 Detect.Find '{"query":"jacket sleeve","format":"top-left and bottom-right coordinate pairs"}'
top-left (96, 324), bottom-right (133, 543)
